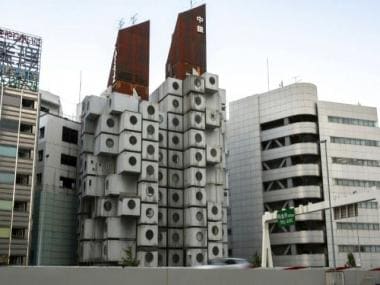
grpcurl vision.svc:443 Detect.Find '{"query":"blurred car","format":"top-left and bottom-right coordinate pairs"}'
top-left (196, 258), bottom-right (251, 269)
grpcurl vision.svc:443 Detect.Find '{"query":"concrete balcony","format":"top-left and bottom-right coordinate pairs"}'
top-left (264, 186), bottom-right (322, 203)
top-left (261, 122), bottom-right (318, 142)
top-left (271, 230), bottom-right (325, 245)
top-left (263, 164), bottom-right (320, 182)
top-left (262, 143), bottom-right (319, 162)
top-left (273, 253), bottom-right (326, 267)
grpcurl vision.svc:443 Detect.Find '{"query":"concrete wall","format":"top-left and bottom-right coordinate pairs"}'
top-left (1, 267), bottom-right (380, 285)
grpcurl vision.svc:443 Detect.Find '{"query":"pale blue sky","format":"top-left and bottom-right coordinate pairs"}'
top-left (2, 0), bottom-right (379, 117)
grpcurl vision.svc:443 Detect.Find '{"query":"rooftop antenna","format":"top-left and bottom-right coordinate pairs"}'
top-left (292, 75), bottom-right (301, 83)
top-left (118, 18), bottom-right (125, 30)
top-left (130, 13), bottom-right (138, 25)
top-left (266, 57), bottom-right (270, 92)
top-left (78, 70), bottom-right (82, 103)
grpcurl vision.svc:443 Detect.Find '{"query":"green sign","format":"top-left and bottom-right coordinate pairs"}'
top-left (277, 208), bottom-right (295, 227)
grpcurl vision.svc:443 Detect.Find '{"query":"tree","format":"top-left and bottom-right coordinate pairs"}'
top-left (250, 251), bottom-right (261, 267)
top-left (121, 247), bottom-right (140, 267)
top-left (346, 252), bottom-right (356, 267)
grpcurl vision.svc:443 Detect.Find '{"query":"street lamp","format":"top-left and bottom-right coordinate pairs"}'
top-left (353, 190), bottom-right (362, 267)
top-left (319, 139), bottom-right (336, 268)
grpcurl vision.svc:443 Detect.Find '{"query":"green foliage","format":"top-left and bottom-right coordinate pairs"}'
top-left (346, 252), bottom-right (356, 267)
top-left (121, 247), bottom-right (140, 267)
top-left (249, 251), bottom-right (261, 267)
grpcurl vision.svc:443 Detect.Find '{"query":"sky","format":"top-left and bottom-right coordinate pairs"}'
top-left (1, 0), bottom-right (380, 118)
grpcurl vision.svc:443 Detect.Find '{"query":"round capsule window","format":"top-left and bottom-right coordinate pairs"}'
top-left (172, 154), bottom-right (179, 164)
top-left (129, 135), bottom-right (137, 145)
top-left (146, 207), bottom-right (154, 218)
top-left (172, 192), bottom-right (179, 202)
top-left (172, 81), bottom-right (179, 90)
top-left (194, 78), bottom-right (202, 87)
top-left (196, 231), bottom-right (203, 241)
top-left (159, 152), bottom-right (163, 162)
top-left (159, 191), bottom-right (162, 201)
top-left (212, 246), bottom-right (219, 256)
top-left (129, 156), bottom-right (137, 166)
top-left (172, 254), bottom-right (180, 264)
top-left (147, 165), bottom-right (155, 176)
top-left (103, 201), bottom-right (112, 211)
top-left (127, 199), bottom-right (136, 209)
top-left (172, 232), bottom-right (180, 242)
top-left (194, 96), bottom-right (202, 106)
top-left (147, 105), bottom-right (155, 115)
top-left (210, 148), bottom-right (218, 157)
top-left (172, 173), bottom-right (179, 183)
top-left (195, 114), bottom-right (202, 124)
top-left (147, 144), bottom-right (155, 155)
top-left (158, 253), bottom-right (163, 264)
top-left (145, 252), bottom-right (154, 263)
top-left (106, 118), bottom-right (114, 128)
top-left (212, 225), bottom-right (219, 235)
top-left (211, 206), bottom-right (219, 215)
top-left (130, 115), bottom-right (138, 125)
top-left (159, 133), bottom-right (163, 142)
top-left (158, 211), bottom-right (163, 221)
top-left (196, 253), bottom-right (204, 263)
top-left (172, 99), bottom-right (179, 108)
top-left (195, 152), bottom-right (202, 162)
top-left (195, 171), bottom-right (203, 181)
top-left (158, 171), bottom-right (163, 181)
top-left (195, 133), bottom-right (202, 143)
top-left (147, 186), bottom-right (155, 197)
top-left (173, 212), bottom-right (180, 222)
top-left (172, 135), bottom-right (179, 145)
top-left (172, 117), bottom-right (180, 126)
top-left (195, 191), bottom-right (203, 201)
top-left (196, 211), bottom-right (203, 221)
top-left (209, 77), bottom-right (216, 85)
top-left (106, 138), bottom-right (114, 148)
top-left (159, 114), bottom-right (164, 123)
top-left (147, 125), bottom-right (155, 135)
top-left (145, 229), bottom-right (154, 240)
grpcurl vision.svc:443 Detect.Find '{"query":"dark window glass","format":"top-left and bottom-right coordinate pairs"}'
top-left (36, 173), bottom-right (42, 185)
top-left (61, 154), bottom-right (77, 167)
top-left (38, 150), bottom-right (43, 161)
top-left (22, 99), bottom-right (34, 109)
top-left (2, 94), bottom-right (20, 107)
top-left (0, 119), bottom-right (18, 132)
top-left (62, 127), bottom-right (78, 144)
top-left (39, 127), bottom-right (45, 138)
top-left (59, 176), bottom-right (76, 190)
top-left (20, 123), bottom-right (33, 134)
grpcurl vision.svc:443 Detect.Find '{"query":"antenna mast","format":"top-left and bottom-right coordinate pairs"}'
top-left (130, 14), bottom-right (138, 25)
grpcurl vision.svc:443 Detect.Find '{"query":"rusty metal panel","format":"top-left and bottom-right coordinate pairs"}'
top-left (108, 21), bottom-right (150, 100)
top-left (166, 4), bottom-right (206, 80)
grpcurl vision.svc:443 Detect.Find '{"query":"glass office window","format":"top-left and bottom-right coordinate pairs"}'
top-left (0, 172), bottom-right (15, 184)
top-left (0, 200), bottom-right (12, 211)
top-left (0, 145), bottom-right (17, 158)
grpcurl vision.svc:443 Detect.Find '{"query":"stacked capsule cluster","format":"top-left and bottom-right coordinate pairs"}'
top-left (78, 72), bottom-right (228, 267)
top-left (151, 72), bottom-right (228, 266)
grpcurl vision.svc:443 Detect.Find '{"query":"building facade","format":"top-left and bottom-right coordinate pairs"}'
top-left (30, 92), bottom-right (80, 265)
top-left (228, 83), bottom-right (380, 268)
top-left (78, 72), bottom-right (228, 266)
top-left (0, 27), bottom-right (41, 265)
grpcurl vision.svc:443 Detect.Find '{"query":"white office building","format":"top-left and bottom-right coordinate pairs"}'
top-left (228, 83), bottom-right (380, 268)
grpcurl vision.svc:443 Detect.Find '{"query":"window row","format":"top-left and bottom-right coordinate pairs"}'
top-left (39, 126), bottom-right (78, 145)
top-left (337, 222), bottom-right (380, 231)
top-left (328, 116), bottom-right (376, 127)
top-left (0, 172), bottom-right (31, 186)
top-left (358, 201), bottom-right (378, 209)
top-left (330, 136), bottom-right (379, 147)
top-left (1, 94), bottom-right (35, 109)
top-left (0, 119), bottom-right (34, 134)
top-left (335, 178), bottom-right (380, 189)
top-left (332, 157), bottom-right (380, 167)
top-left (36, 173), bottom-right (76, 190)
top-left (339, 245), bottom-right (380, 253)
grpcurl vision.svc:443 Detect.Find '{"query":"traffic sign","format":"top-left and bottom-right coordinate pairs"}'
top-left (277, 208), bottom-right (295, 227)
